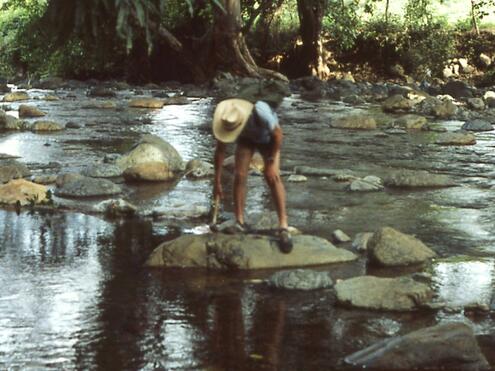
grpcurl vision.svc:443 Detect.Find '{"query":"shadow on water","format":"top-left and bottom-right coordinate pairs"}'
top-left (0, 90), bottom-right (495, 369)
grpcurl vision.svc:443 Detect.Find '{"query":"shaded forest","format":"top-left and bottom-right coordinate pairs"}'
top-left (1, 0), bottom-right (495, 85)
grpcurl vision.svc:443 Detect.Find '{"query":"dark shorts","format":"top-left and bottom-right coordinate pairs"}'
top-left (237, 136), bottom-right (274, 157)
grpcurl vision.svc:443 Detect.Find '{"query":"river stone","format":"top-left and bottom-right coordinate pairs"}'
top-left (332, 229), bottom-right (351, 243)
top-left (32, 77), bottom-right (65, 90)
top-left (368, 227), bottom-right (436, 266)
top-left (384, 169), bottom-right (455, 188)
top-left (65, 121), bottom-right (82, 129)
top-left (18, 104), bottom-right (46, 118)
top-left (0, 84), bottom-right (9, 93)
top-left (442, 80), bottom-right (473, 99)
top-left (345, 322), bottom-right (490, 371)
top-left (461, 119), bottom-right (493, 132)
top-left (2, 91), bottom-right (29, 102)
top-left (0, 112), bottom-right (23, 131)
top-left (117, 134), bottom-right (184, 172)
top-left (352, 232), bottom-right (373, 252)
top-left (348, 176), bottom-right (384, 192)
top-left (382, 94), bottom-right (416, 112)
top-left (92, 198), bottom-right (137, 216)
top-left (87, 87), bottom-right (116, 98)
top-left (43, 94), bottom-right (60, 101)
top-left (287, 174), bottom-right (307, 182)
top-left (31, 120), bottom-right (64, 132)
top-left (467, 98), bottom-right (485, 111)
top-left (185, 159), bottom-right (214, 179)
top-left (0, 161), bottom-right (30, 183)
top-left (146, 234), bottom-right (357, 270)
top-left (435, 131), bottom-right (476, 145)
top-left (432, 100), bottom-right (457, 118)
top-left (129, 98), bottom-right (164, 108)
top-left (331, 115), bottom-right (377, 130)
top-left (266, 269), bottom-right (334, 290)
top-left (31, 175), bottom-right (57, 185)
top-left (55, 175), bottom-right (122, 197)
top-left (82, 164), bottom-right (123, 178)
top-left (224, 152), bottom-right (264, 173)
top-left (56, 173), bottom-right (84, 187)
top-left (0, 179), bottom-right (49, 205)
top-left (335, 275), bottom-right (433, 311)
top-left (393, 114), bottom-right (427, 130)
top-left (424, 122), bottom-right (448, 132)
top-left (123, 161), bottom-right (174, 182)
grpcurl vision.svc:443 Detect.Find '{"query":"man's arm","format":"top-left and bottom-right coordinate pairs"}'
top-left (214, 140), bottom-right (226, 199)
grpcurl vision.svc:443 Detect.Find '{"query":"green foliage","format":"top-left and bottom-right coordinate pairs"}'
top-left (323, 0), bottom-right (362, 52)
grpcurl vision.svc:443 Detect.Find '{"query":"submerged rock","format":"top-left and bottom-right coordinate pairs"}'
top-left (382, 94), bottom-right (416, 112)
top-left (352, 232), bottom-right (373, 252)
top-left (345, 322), bottom-right (490, 371)
top-left (55, 175), bottom-right (122, 198)
top-left (0, 179), bottom-right (49, 205)
top-left (335, 275), bottom-right (433, 311)
top-left (92, 198), bottom-right (137, 216)
top-left (266, 269), bottom-right (334, 290)
top-left (293, 166), bottom-right (338, 177)
top-left (368, 227), bottom-right (436, 266)
top-left (384, 169), bottom-right (455, 188)
top-left (185, 159), bottom-right (214, 179)
top-left (348, 176), bottom-right (384, 192)
top-left (393, 114), bottom-right (427, 130)
top-left (146, 234), bottom-right (357, 270)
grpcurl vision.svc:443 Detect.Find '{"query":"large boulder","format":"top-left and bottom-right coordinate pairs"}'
top-left (368, 227), bottom-right (436, 266)
top-left (416, 96), bottom-right (457, 118)
top-left (384, 169), bottom-right (455, 188)
top-left (331, 115), bottom-right (377, 130)
top-left (55, 175), bottom-right (122, 198)
top-left (123, 161), bottom-right (175, 182)
top-left (345, 322), bottom-right (490, 371)
top-left (116, 134), bottom-right (184, 173)
top-left (335, 275), bottom-right (433, 311)
top-left (0, 111), bottom-right (24, 131)
top-left (0, 179), bottom-right (49, 205)
top-left (146, 233), bottom-right (357, 270)
top-left (0, 160), bottom-right (30, 183)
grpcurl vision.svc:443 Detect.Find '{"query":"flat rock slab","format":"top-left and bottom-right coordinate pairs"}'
top-left (146, 234), bottom-right (357, 270)
top-left (335, 275), bottom-right (433, 311)
top-left (384, 169), bottom-right (455, 188)
top-left (55, 176), bottom-right (122, 198)
top-left (345, 322), bottom-right (490, 371)
top-left (0, 179), bottom-right (48, 205)
top-left (331, 115), bottom-right (377, 130)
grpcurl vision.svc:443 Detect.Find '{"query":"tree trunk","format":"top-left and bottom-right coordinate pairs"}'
top-left (212, 0), bottom-right (288, 81)
top-left (471, 0), bottom-right (480, 35)
top-left (296, 0), bottom-right (328, 78)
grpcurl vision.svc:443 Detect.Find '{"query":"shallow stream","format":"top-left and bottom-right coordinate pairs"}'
top-left (0, 87), bottom-right (494, 370)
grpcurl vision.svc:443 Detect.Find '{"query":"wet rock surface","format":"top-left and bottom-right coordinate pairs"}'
top-left (146, 233), bottom-right (357, 270)
top-left (345, 322), bottom-right (490, 371)
top-left (335, 275), bottom-right (433, 311)
top-left (55, 175), bottom-right (122, 197)
top-left (266, 269), bottom-right (334, 290)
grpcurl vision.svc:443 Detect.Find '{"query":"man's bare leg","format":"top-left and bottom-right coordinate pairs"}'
top-left (261, 150), bottom-right (288, 229)
top-left (234, 143), bottom-right (254, 225)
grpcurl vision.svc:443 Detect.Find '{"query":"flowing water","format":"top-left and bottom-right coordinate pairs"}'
top-left (0, 87), bottom-right (494, 370)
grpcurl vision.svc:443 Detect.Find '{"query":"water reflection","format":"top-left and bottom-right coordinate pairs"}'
top-left (433, 259), bottom-right (495, 308)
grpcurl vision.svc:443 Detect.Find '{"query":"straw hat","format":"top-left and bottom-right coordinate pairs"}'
top-left (212, 98), bottom-right (254, 143)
